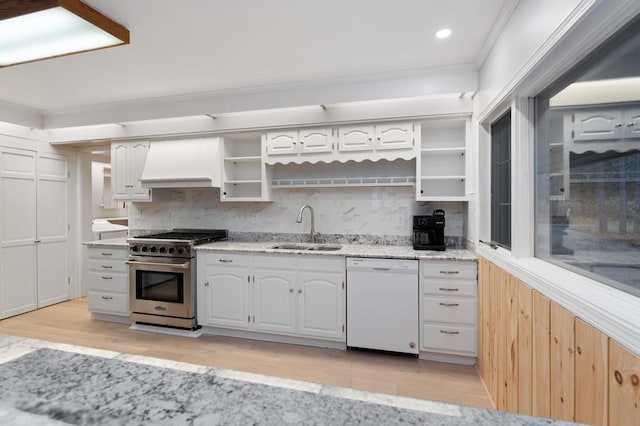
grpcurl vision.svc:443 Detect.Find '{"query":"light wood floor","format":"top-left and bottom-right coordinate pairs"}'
top-left (0, 298), bottom-right (492, 409)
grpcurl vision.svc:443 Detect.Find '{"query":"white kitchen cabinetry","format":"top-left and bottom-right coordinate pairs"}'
top-left (572, 108), bottom-right (640, 141)
top-left (265, 128), bottom-right (334, 157)
top-left (419, 260), bottom-right (478, 365)
top-left (198, 253), bottom-right (251, 329)
top-left (197, 252), bottom-right (345, 343)
top-left (338, 122), bottom-right (415, 152)
top-left (221, 133), bottom-right (271, 202)
top-left (111, 140), bottom-right (150, 201)
top-left (417, 118), bottom-right (470, 201)
top-left (87, 247), bottom-right (129, 317)
top-left (0, 147), bottom-right (69, 320)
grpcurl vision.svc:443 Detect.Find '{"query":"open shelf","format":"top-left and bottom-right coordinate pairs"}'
top-left (220, 132), bottom-right (271, 202)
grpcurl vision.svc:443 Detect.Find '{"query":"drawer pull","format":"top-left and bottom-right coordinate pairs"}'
top-left (439, 302), bottom-right (459, 307)
top-left (101, 252), bottom-right (113, 256)
top-left (439, 270), bottom-right (459, 275)
top-left (101, 265), bottom-right (113, 269)
top-left (219, 259), bottom-right (233, 263)
top-left (440, 330), bottom-right (460, 335)
top-left (101, 296), bottom-right (113, 300)
top-left (438, 287), bottom-right (459, 292)
top-left (101, 276), bottom-right (113, 280)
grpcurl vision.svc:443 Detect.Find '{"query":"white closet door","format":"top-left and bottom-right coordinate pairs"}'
top-left (0, 148), bottom-right (37, 318)
top-left (36, 153), bottom-right (69, 308)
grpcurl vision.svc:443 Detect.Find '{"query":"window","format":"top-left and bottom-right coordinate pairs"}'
top-left (491, 110), bottom-right (512, 249)
top-left (535, 17), bottom-right (640, 297)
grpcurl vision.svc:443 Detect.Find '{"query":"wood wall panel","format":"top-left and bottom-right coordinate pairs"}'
top-left (532, 290), bottom-right (551, 418)
top-left (609, 340), bottom-right (640, 426)
top-left (505, 275), bottom-right (519, 412)
top-left (477, 256), bottom-right (640, 425)
top-left (517, 282), bottom-right (533, 416)
top-left (550, 302), bottom-right (575, 421)
top-left (575, 318), bottom-right (608, 426)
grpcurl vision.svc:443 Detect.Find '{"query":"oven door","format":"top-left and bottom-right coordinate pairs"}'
top-left (127, 256), bottom-right (194, 319)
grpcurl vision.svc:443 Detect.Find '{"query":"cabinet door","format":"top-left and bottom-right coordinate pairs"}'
top-left (375, 122), bottom-right (414, 150)
top-left (253, 269), bottom-right (297, 334)
top-left (111, 142), bottom-right (131, 200)
top-left (572, 110), bottom-right (623, 141)
top-left (129, 141), bottom-right (150, 200)
top-left (337, 125), bottom-right (375, 152)
top-left (297, 271), bottom-right (344, 340)
top-left (198, 264), bottom-right (251, 329)
top-left (298, 128), bottom-right (334, 154)
top-left (624, 108), bottom-right (640, 139)
top-left (36, 153), bottom-right (69, 308)
top-left (0, 148), bottom-right (38, 319)
top-left (266, 131), bottom-right (299, 156)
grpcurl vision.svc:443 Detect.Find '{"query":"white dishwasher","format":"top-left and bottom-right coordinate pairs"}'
top-left (346, 257), bottom-right (419, 354)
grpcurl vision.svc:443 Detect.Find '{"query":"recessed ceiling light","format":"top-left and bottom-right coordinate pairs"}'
top-left (435, 28), bottom-right (452, 40)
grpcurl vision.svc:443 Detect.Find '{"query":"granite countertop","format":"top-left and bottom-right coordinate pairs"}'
top-left (197, 241), bottom-right (477, 261)
top-left (82, 237), bottom-right (477, 261)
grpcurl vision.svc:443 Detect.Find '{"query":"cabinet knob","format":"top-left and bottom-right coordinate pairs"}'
top-left (440, 330), bottom-right (460, 335)
top-left (439, 302), bottom-right (459, 307)
top-left (289, 288), bottom-right (294, 293)
top-left (298, 289), bottom-right (303, 294)
top-left (219, 259), bottom-right (233, 263)
top-left (125, 184), bottom-right (133, 188)
top-left (101, 252), bottom-right (113, 256)
top-left (101, 296), bottom-right (113, 300)
top-left (101, 276), bottom-right (113, 280)
top-left (101, 265), bottom-right (113, 269)
top-left (204, 282), bottom-right (210, 287)
top-left (438, 287), bottom-right (459, 292)
top-left (439, 270), bottom-right (459, 275)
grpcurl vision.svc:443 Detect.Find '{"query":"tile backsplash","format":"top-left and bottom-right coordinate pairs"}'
top-left (129, 186), bottom-right (467, 245)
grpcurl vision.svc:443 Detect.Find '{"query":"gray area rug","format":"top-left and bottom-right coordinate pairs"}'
top-left (0, 348), bottom-right (562, 425)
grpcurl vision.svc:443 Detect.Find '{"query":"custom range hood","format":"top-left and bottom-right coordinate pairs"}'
top-left (140, 137), bottom-right (221, 188)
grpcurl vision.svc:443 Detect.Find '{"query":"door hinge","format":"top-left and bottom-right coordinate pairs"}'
top-left (253, 315), bottom-right (255, 323)
top-left (252, 275), bottom-right (255, 283)
top-left (67, 171), bottom-right (70, 178)
top-left (248, 315), bottom-right (250, 323)
top-left (248, 275), bottom-right (250, 283)
top-left (67, 277), bottom-right (70, 285)
top-left (68, 224), bottom-right (70, 231)
top-left (342, 281), bottom-right (344, 289)
top-left (342, 325), bottom-right (345, 333)
top-left (571, 130), bottom-right (574, 139)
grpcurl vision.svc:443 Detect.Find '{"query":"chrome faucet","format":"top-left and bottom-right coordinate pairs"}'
top-left (296, 204), bottom-right (318, 243)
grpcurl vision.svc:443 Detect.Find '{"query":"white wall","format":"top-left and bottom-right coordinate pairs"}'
top-left (129, 186), bottom-right (466, 242)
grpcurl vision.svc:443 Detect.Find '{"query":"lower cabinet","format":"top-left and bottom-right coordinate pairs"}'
top-left (87, 246), bottom-right (129, 316)
top-left (197, 252), bottom-right (345, 342)
top-left (419, 260), bottom-right (478, 363)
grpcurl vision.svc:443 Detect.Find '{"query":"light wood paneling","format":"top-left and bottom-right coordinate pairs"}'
top-left (505, 274), bottom-right (519, 412)
top-left (532, 290), bottom-right (551, 418)
top-left (478, 257), bottom-right (490, 388)
top-left (488, 261), bottom-right (499, 401)
top-left (517, 282), bottom-right (533, 416)
top-left (496, 264), bottom-right (507, 410)
top-left (550, 302), bottom-right (575, 421)
top-left (575, 318), bottom-right (608, 426)
top-left (609, 339), bottom-right (640, 426)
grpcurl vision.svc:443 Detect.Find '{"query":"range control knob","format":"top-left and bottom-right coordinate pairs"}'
top-left (168, 247), bottom-right (175, 254)
top-left (177, 247), bottom-right (186, 255)
top-left (150, 246), bottom-right (157, 253)
top-left (141, 246), bottom-right (148, 253)
top-left (159, 247), bottom-right (167, 254)
top-left (131, 245), bottom-right (139, 252)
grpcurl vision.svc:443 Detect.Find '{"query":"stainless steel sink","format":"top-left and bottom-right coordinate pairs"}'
top-left (270, 243), bottom-right (342, 251)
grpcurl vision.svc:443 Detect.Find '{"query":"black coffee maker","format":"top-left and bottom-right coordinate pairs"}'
top-left (413, 209), bottom-right (446, 251)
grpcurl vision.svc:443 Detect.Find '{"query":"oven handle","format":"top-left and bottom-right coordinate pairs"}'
top-left (126, 260), bottom-right (190, 269)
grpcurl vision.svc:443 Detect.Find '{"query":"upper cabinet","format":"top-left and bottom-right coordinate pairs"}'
top-left (265, 121), bottom-right (417, 165)
top-left (416, 118), bottom-right (470, 201)
top-left (265, 128), bottom-right (334, 156)
top-left (111, 140), bottom-right (151, 202)
top-left (572, 108), bottom-right (640, 141)
top-left (221, 133), bottom-right (271, 202)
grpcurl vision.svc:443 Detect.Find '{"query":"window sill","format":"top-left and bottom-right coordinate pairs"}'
top-left (478, 246), bottom-right (640, 357)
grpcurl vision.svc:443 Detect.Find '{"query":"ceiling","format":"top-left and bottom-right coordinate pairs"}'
top-left (0, 0), bottom-right (513, 129)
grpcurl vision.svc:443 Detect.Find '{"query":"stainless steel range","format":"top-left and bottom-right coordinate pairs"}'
top-left (127, 229), bottom-right (228, 329)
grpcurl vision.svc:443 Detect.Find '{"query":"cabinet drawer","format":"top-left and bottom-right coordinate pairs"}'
top-left (298, 256), bottom-right (343, 272)
top-left (422, 296), bottom-right (476, 325)
top-left (423, 280), bottom-right (476, 297)
top-left (422, 323), bottom-right (477, 355)
top-left (88, 291), bottom-right (129, 315)
top-left (201, 252), bottom-right (250, 267)
top-left (88, 271), bottom-right (128, 293)
top-left (253, 254), bottom-right (297, 270)
top-left (421, 261), bottom-right (477, 280)
top-left (88, 247), bottom-right (127, 261)
top-left (88, 258), bottom-right (128, 274)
